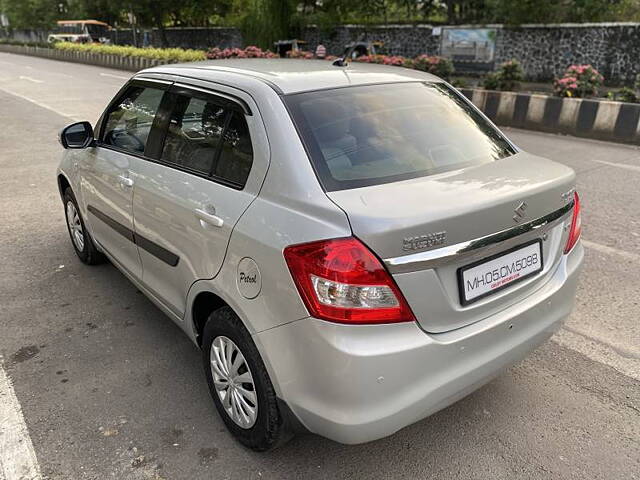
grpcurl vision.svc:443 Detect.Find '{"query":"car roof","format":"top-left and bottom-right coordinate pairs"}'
top-left (145, 59), bottom-right (443, 95)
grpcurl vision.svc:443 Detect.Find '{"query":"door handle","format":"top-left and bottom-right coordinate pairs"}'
top-left (118, 175), bottom-right (134, 188)
top-left (195, 208), bottom-right (224, 228)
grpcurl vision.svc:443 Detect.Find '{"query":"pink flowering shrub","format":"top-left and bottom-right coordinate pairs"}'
top-left (352, 54), bottom-right (383, 64)
top-left (286, 49), bottom-right (315, 59)
top-left (554, 64), bottom-right (603, 98)
top-left (206, 46), bottom-right (277, 60)
top-left (412, 55), bottom-right (454, 80)
top-left (347, 54), bottom-right (453, 79)
top-left (354, 54), bottom-right (408, 67)
top-left (204, 45), bottom-right (457, 79)
top-left (381, 55), bottom-right (408, 66)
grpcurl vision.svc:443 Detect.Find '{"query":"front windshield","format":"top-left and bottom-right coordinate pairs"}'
top-left (284, 82), bottom-right (516, 191)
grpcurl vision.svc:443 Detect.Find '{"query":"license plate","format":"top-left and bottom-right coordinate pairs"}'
top-left (458, 240), bottom-right (543, 305)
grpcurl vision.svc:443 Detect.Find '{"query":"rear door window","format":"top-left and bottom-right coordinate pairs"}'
top-left (284, 82), bottom-right (516, 191)
top-left (159, 91), bottom-right (254, 187)
top-left (213, 111), bottom-right (254, 186)
top-left (102, 86), bottom-right (165, 154)
top-left (161, 96), bottom-right (227, 175)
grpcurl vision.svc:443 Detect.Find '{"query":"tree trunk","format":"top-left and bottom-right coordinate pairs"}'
top-left (156, 22), bottom-right (168, 47)
top-left (446, 0), bottom-right (456, 24)
top-left (152, 6), bottom-right (168, 47)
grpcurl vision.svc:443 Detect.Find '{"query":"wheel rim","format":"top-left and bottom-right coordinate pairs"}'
top-left (66, 201), bottom-right (85, 252)
top-left (210, 336), bottom-right (258, 429)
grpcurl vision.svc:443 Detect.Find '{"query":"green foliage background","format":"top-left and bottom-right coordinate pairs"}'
top-left (239, 0), bottom-right (294, 49)
top-left (1, 0), bottom-right (640, 48)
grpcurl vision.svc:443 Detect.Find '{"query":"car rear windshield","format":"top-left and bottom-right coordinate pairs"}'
top-left (284, 82), bottom-right (516, 191)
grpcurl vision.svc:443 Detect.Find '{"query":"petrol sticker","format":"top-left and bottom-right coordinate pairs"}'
top-left (237, 257), bottom-right (261, 299)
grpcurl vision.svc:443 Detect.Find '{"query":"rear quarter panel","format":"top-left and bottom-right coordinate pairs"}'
top-left (183, 83), bottom-right (351, 339)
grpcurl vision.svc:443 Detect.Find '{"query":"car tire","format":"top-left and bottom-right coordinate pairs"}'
top-left (63, 188), bottom-right (105, 265)
top-left (202, 306), bottom-right (290, 451)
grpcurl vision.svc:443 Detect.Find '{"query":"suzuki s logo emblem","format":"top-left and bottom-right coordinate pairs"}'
top-left (513, 201), bottom-right (528, 223)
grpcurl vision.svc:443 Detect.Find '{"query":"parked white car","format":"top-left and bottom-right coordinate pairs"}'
top-left (57, 59), bottom-right (583, 450)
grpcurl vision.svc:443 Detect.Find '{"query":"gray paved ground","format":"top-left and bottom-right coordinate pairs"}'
top-left (0, 52), bottom-right (638, 480)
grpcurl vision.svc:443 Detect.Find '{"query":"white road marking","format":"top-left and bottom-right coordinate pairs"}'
top-left (99, 72), bottom-right (129, 80)
top-left (52, 72), bottom-right (74, 79)
top-left (583, 240), bottom-right (640, 262)
top-left (0, 86), bottom-right (78, 121)
top-left (18, 76), bottom-right (43, 84)
top-left (0, 357), bottom-right (42, 480)
top-left (591, 159), bottom-right (640, 173)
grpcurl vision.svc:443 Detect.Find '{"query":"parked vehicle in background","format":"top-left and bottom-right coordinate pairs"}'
top-left (56, 59), bottom-right (583, 451)
top-left (47, 20), bottom-right (111, 44)
top-left (343, 40), bottom-right (385, 58)
top-left (273, 39), bottom-right (307, 58)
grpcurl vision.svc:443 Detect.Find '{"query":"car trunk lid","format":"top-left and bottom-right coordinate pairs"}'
top-left (325, 151), bottom-right (576, 333)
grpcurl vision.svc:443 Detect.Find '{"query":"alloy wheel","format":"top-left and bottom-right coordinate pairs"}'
top-left (66, 201), bottom-right (85, 252)
top-left (210, 336), bottom-right (258, 429)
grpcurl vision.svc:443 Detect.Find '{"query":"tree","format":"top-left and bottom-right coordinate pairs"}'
top-left (240, 0), bottom-right (293, 49)
top-left (70, 0), bottom-right (127, 26)
top-left (0, 0), bottom-right (62, 29)
top-left (444, 0), bottom-right (631, 24)
top-left (484, 0), bottom-right (568, 24)
top-left (1, 0), bottom-right (638, 37)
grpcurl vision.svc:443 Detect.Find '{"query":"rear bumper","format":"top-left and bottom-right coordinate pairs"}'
top-left (254, 243), bottom-right (583, 444)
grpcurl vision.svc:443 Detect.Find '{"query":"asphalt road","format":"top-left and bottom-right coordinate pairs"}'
top-left (0, 52), bottom-right (638, 480)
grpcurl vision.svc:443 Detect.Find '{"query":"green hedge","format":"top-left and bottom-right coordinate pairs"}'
top-left (53, 42), bottom-right (206, 63)
top-left (0, 39), bottom-right (51, 48)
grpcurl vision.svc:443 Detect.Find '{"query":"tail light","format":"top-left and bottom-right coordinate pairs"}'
top-left (283, 237), bottom-right (416, 324)
top-left (564, 191), bottom-right (582, 254)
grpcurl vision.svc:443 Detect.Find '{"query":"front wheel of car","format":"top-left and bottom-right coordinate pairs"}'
top-left (63, 188), bottom-right (105, 265)
top-left (202, 306), bottom-right (289, 451)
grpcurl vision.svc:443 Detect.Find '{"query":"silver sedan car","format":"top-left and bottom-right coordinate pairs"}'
top-left (56, 59), bottom-right (583, 451)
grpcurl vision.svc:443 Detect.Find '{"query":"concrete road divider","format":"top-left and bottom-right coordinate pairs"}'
top-left (0, 43), bottom-right (164, 72)
top-left (461, 88), bottom-right (640, 145)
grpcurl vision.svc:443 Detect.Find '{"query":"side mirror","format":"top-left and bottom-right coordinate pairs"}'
top-left (59, 121), bottom-right (95, 149)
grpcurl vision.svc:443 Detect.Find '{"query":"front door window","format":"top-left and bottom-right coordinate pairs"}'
top-left (102, 86), bottom-right (165, 154)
